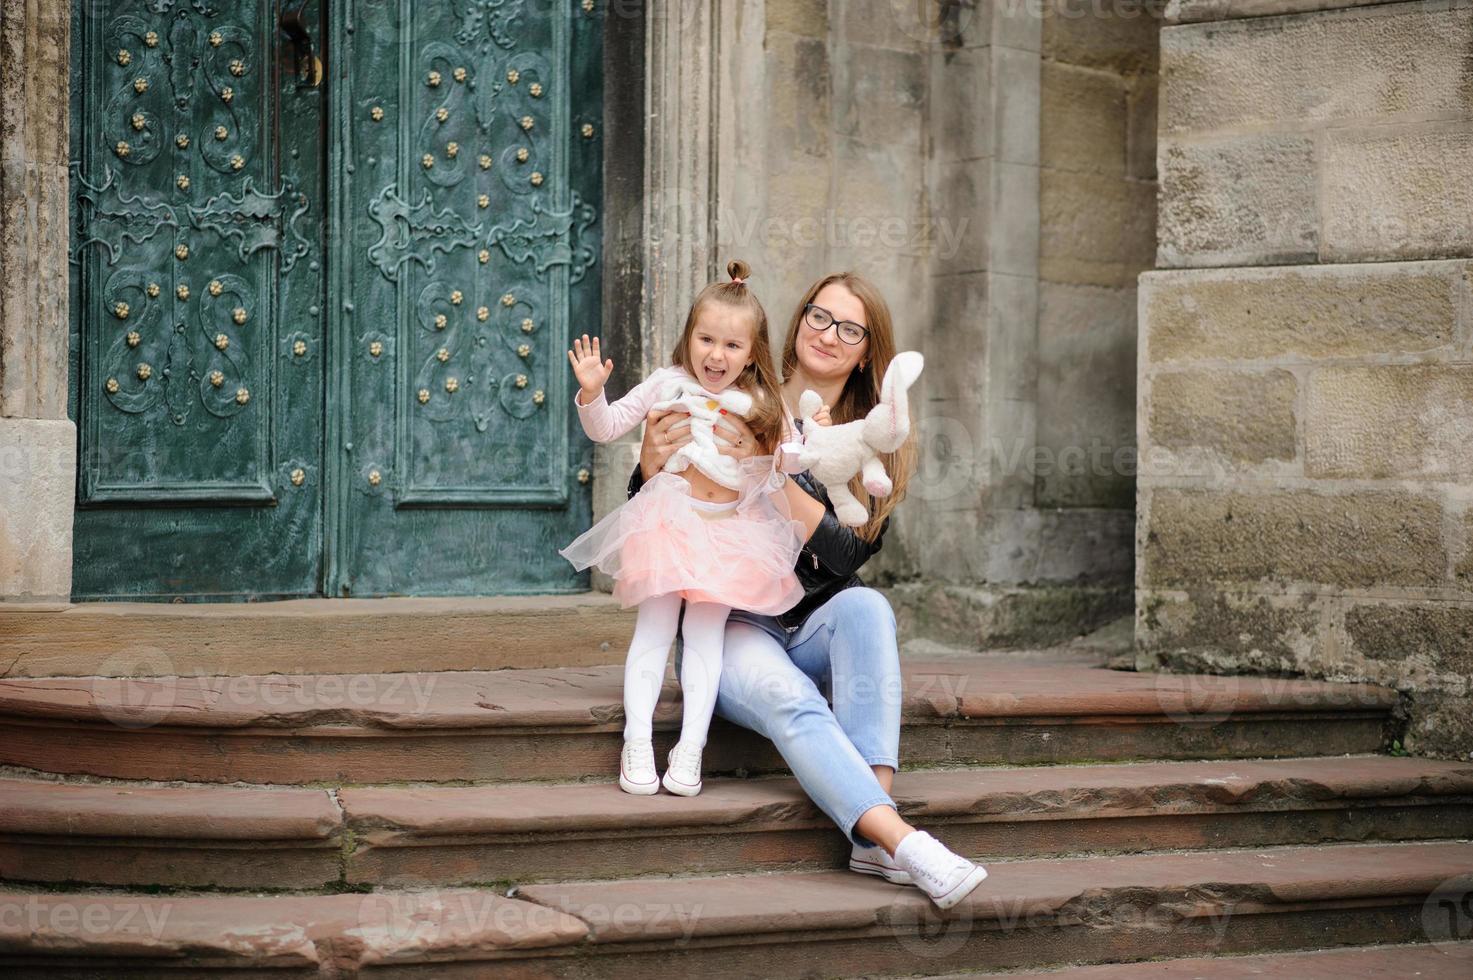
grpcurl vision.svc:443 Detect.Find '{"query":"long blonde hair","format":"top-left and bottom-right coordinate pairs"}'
top-left (670, 259), bottom-right (786, 454)
top-left (781, 272), bottom-right (916, 543)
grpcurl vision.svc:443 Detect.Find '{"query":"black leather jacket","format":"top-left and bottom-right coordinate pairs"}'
top-left (625, 462), bottom-right (889, 632)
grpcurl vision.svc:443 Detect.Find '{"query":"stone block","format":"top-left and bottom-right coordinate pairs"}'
top-left (764, 34), bottom-right (832, 169)
top-left (1141, 488), bottom-right (1449, 590)
top-left (746, 171), bottom-right (832, 291)
top-left (1161, 1), bottom-right (1473, 138)
top-left (1157, 134), bottom-right (1316, 268)
top-left (932, 159), bottom-right (990, 275)
top-left (993, 45), bottom-right (1040, 167)
top-left (765, 0), bottom-right (827, 38)
top-left (1305, 364), bottom-right (1473, 479)
top-left (834, 46), bottom-right (925, 149)
top-left (885, 580), bottom-right (1133, 650)
top-left (1041, 63), bottom-right (1127, 176)
top-left (1037, 281), bottom-right (1137, 508)
top-left (1042, 170), bottom-right (1156, 287)
top-left (0, 417), bottom-right (75, 601)
top-left (1141, 261), bottom-right (1467, 364)
top-left (922, 272), bottom-right (988, 499)
top-left (830, 151), bottom-right (927, 260)
top-left (1147, 368), bottom-right (1297, 465)
top-left (1403, 689), bottom-right (1473, 761)
top-left (993, 162), bottom-right (1040, 278)
top-left (1322, 123), bottom-right (1473, 263)
top-left (1042, 0), bottom-right (1160, 74)
top-left (929, 46), bottom-right (991, 163)
top-left (1136, 588), bottom-right (1323, 673)
top-left (831, 0), bottom-right (932, 50)
top-left (1345, 602), bottom-right (1473, 678)
top-left (984, 272), bottom-right (1041, 510)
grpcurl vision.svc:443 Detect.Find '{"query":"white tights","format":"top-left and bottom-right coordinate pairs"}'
top-left (622, 593), bottom-right (730, 749)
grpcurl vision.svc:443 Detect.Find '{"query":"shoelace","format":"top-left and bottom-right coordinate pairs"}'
top-left (625, 741), bottom-right (655, 772)
top-left (669, 742), bottom-right (702, 774)
top-left (909, 838), bottom-right (965, 890)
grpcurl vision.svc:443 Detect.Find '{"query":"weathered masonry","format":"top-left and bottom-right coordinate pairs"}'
top-left (1138, 0), bottom-right (1473, 758)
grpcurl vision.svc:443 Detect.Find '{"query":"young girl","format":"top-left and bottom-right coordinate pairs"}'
top-left (560, 260), bottom-right (804, 797)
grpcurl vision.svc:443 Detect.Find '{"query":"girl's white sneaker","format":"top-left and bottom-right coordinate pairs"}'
top-left (661, 741), bottom-right (704, 796)
top-left (618, 738), bottom-right (659, 795)
top-left (849, 841), bottom-right (914, 884)
top-left (892, 830), bottom-right (988, 910)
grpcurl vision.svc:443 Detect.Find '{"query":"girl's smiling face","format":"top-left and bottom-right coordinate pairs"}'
top-left (796, 282), bottom-right (869, 382)
top-left (687, 303), bottom-right (756, 392)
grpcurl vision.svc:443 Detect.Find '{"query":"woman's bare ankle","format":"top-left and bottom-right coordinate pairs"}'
top-left (854, 804), bottom-right (915, 856)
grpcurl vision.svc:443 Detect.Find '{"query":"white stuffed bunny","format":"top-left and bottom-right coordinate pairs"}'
top-left (780, 351), bottom-right (924, 526)
top-left (651, 376), bottom-right (755, 490)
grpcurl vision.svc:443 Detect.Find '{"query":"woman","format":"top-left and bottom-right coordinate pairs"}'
top-left (625, 271), bottom-right (989, 910)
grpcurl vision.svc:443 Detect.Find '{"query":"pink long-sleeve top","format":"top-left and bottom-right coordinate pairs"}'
top-left (572, 365), bottom-right (695, 444)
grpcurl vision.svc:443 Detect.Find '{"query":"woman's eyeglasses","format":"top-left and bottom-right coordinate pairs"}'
top-left (803, 304), bottom-right (869, 345)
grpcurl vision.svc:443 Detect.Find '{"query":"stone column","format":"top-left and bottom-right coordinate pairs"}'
top-left (0, 0), bottom-right (74, 603)
top-left (586, 0), bottom-right (725, 579)
top-left (642, 1), bottom-right (720, 369)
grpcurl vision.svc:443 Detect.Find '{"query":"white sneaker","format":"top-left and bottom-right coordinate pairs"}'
top-left (618, 738), bottom-right (659, 795)
top-left (661, 741), bottom-right (703, 796)
top-left (892, 830), bottom-right (988, 910)
top-left (849, 841), bottom-right (913, 885)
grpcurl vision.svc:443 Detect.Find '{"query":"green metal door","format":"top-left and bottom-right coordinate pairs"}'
top-left (327, 0), bottom-right (602, 597)
top-left (67, 0), bottom-right (602, 600)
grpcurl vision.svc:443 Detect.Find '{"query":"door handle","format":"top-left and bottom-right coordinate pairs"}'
top-left (280, 1), bottom-right (322, 88)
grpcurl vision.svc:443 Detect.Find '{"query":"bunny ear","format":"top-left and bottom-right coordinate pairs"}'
top-left (882, 352), bottom-right (924, 396)
top-left (798, 389), bottom-right (824, 419)
top-left (863, 352), bottom-right (923, 453)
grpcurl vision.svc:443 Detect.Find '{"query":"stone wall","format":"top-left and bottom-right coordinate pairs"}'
top-left (1138, 0), bottom-right (1473, 758)
top-left (702, 1), bottom-right (1158, 647)
top-left (0, 0), bottom-right (74, 602)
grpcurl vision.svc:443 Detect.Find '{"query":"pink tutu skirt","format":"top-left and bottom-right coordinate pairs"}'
top-left (560, 465), bottom-right (806, 614)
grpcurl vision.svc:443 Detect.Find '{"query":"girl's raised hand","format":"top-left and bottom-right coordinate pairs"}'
top-left (812, 403), bottom-right (833, 427)
top-left (568, 334), bottom-right (614, 399)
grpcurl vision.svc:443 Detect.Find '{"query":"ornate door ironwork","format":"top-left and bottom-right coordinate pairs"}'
top-left (68, 0), bottom-right (602, 599)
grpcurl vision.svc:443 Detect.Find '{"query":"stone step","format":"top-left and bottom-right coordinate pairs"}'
top-left (340, 755), bottom-right (1473, 887)
top-left (987, 941), bottom-right (1473, 977)
top-left (6, 841), bottom-right (1464, 977)
top-left (0, 595), bottom-right (634, 677)
top-left (0, 663), bottom-right (1397, 784)
top-left (2, 756), bottom-right (1468, 890)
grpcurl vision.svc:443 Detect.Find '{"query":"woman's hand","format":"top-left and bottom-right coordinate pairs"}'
top-left (567, 334), bottom-right (613, 403)
top-left (638, 407), bottom-right (693, 481)
top-left (812, 403), bottom-right (833, 426)
top-left (713, 412), bottom-right (759, 461)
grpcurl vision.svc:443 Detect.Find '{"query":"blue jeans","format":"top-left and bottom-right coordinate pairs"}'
top-left (681, 587), bottom-right (903, 846)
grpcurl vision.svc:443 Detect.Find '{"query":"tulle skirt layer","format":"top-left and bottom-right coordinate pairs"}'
top-left (559, 468), bottom-right (806, 614)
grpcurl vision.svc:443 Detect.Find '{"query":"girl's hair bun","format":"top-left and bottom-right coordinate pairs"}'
top-left (727, 259), bottom-right (751, 283)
